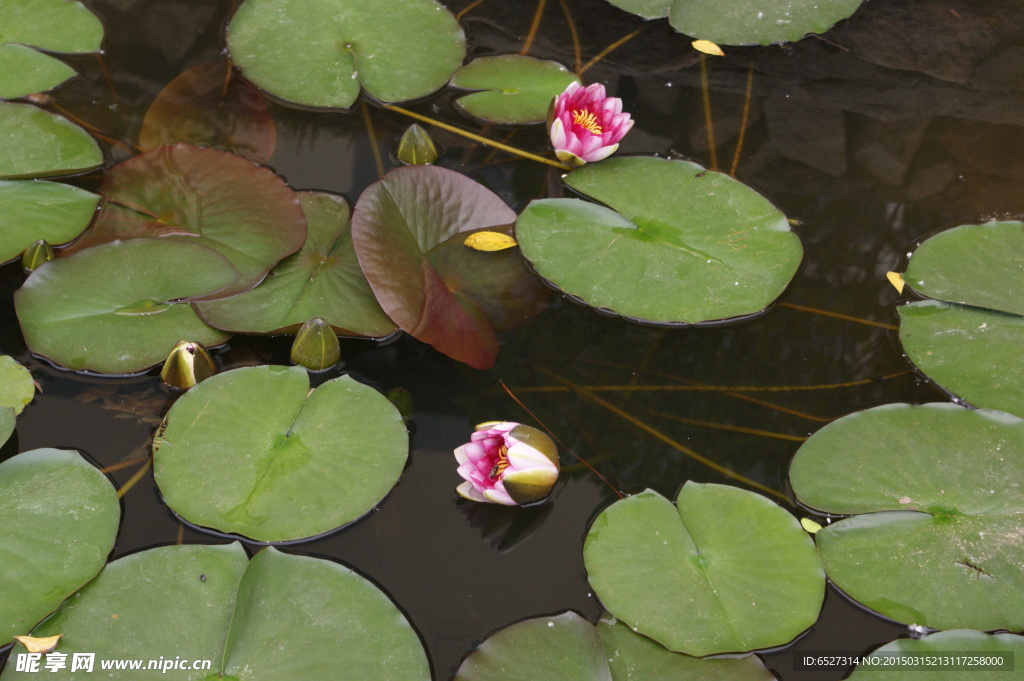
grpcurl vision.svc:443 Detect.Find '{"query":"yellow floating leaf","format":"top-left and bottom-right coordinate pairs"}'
top-left (692, 39), bottom-right (725, 56)
top-left (14, 635), bottom-right (61, 653)
top-left (464, 231), bottom-right (517, 252)
top-left (886, 271), bottom-right (906, 294)
top-left (800, 517), bottom-right (823, 534)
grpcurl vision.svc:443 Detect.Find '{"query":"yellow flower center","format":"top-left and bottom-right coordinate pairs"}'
top-left (489, 445), bottom-right (511, 479)
top-left (572, 109), bottom-right (603, 135)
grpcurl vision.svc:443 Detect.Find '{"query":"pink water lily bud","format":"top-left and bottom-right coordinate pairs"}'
top-left (455, 421), bottom-right (560, 505)
top-left (547, 82), bottom-right (633, 167)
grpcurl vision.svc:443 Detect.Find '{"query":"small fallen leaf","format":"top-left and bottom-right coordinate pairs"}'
top-left (14, 635), bottom-right (61, 653)
top-left (886, 271), bottom-right (905, 294)
top-left (692, 40), bottom-right (725, 56)
top-left (464, 231), bottom-right (517, 252)
top-left (800, 517), bottom-right (822, 534)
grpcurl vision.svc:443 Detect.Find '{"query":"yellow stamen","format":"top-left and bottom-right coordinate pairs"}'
top-left (489, 445), bottom-right (511, 479)
top-left (572, 109), bottom-right (602, 135)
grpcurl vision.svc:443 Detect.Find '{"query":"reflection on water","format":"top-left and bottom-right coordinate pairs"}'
top-left (3, 0), bottom-right (1024, 678)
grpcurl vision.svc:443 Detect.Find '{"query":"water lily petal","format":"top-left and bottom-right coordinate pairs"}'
top-left (457, 481), bottom-right (489, 503)
top-left (582, 143), bottom-right (618, 164)
top-left (483, 483), bottom-right (517, 506)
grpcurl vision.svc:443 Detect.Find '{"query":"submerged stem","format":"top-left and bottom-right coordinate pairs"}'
top-left (536, 367), bottom-right (791, 504)
top-left (384, 104), bottom-right (572, 170)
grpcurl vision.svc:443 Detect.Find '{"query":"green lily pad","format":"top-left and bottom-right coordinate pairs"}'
top-left (196, 191), bottom-right (397, 337)
top-left (153, 365), bottom-right (409, 542)
top-left (138, 61), bottom-right (276, 164)
top-left (453, 611), bottom-right (778, 681)
top-left (454, 611), bottom-right (612, 681)
top-left (601, 0), bottom-right (863, 44)
top-left (790, 402), bottom-right (1024, 632)
top-left (0, 0), bottom-right (103, 99)
top-left (848, 630), bottom-right (1024, 680)
top-left (0, 449), bottom-right (119, 644)
top-left (0, 355), bottom-right (34, 414)
top-left (597, 619), bottom-right (777, 681)
top-left (227, 0), bottom-right (464, 109)
top-left (2, 544), bottom-right (430, 680)
top-left (0, 102), bottom-right (103, 179)
top-left (450, 56), bottom-right (580, 125)
top-left (600, 0), bottom-right (672, 20)
top-left (65, 144), bottom-right (305, 299)
top-left (0, 407), bottom-right (12, 447)
top-left (0, 180), bottom-right (99, 263)
top-left (899, 301), bottom-right (1024, 417)
top-left (903, 221), bottom-right (1024, 317)
top-left (352, 165), bottom-right (546, 369)
top-left (516, 157), bottom-right (802, 324)
top-left (583, 483), bottom-right (824, 656)
top-left (668, 0), bottom-right (864, 46)
top-left (15, 239), bottom-right (235, 374)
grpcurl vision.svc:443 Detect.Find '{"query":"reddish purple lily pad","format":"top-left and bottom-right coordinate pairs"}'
top-left (65, 144), bottom-right (305, 299)
top-left (139, 61), bottom-right (277, 164)
top-left (351, 165), bottom-right (546, 369)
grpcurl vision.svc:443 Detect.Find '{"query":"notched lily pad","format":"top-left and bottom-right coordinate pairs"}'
top-left (0, 355), bottom-right (35, 414)
top-left (790, 402), bottom-right (1024, 632)
top-left (450, 56), bottom-right (580, 125)
top-left (453, 611), bottom-right (777, 681)
top-left (0, 102), bottom-right (103, 179)
top-left (352, 165), bottom-right (546, 369)
top-left (66, 143), bottom-right (306, 299)
top-left (516, 157), bottom-right (802, 325)
top-left (0, 448), bottom-right (119, 645)
top-left (2, 544), bottom-right (430, 680)
top-left (903, 220), bottom-right (1024, 317)
top-left (139, 60), bottom-right (277, 164)
top-left (848, 630), bottom-right (1024, 680)
top-left (0, 180), bottom-right (99, 264)
top-left (153, 365), bottom-right (409, 542)
top-left (227, 0), bottom-right (465, 109)
top-left (0, 0), bottom-right (104, 99)
top-left (583, 483), bottom-right (824, 656)
top-left (899, 301), bottom-right (1024, 417)
top-left (195, 191), bottom-right (397, 337)
top-left (668, 0), bottom-right (864, 46)
top-left (15, 239), bottom-right (236, 374)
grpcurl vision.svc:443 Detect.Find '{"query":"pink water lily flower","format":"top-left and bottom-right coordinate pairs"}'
top-left (548, 82), bottom-right (633, 167)
top-left (455, 422), bottom-right (560, 505)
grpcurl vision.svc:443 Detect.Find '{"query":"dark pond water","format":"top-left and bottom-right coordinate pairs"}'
top-left (4, 0), bottom-right (1024, 678)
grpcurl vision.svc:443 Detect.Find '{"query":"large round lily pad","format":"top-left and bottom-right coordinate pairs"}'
top-left (790, 402), bottom-right (1024, 632)
top-left (1, 544), bottom-right (430, 681)
top-left (454, 611), bottom-right (611, 681)
top-left (0, 102), bottom-right (102, 179)
top-left (668, 0), bottom-right (864, 46)
top-left (450, 56), bottom-right (580, 125)
top-left (904, 221), bottom-right (1024, 317)
top-left (352, 165), bottom-right (546, 369)
top-left (0, 180), bottom-right (99, 263)
top-left (0, 407), bottom-right (12, 447)
top-left (516, 157), bottom-right (802, 324)
top-left (196, 191), bottom-right (398, 337)
top-left (848, 630), bottom-right (1024, 680)
top-left (138, 61), bottom-right (277, 164)
top-left (899, 301), bottom-right (1024, 417)
top-left (453, 612), bottom-right (775, 681)
top-left (66, 144), bottom-right (305, 299)
top-left (0, 449), bottom-right (119, 644)
top-left (601, 0), bottom-right (863, 44)
top-left (0, 0), bottom-right (103, 99)
top-left (153, 365), bottom-right (409, 542)
top-left (583, 483), bottom-right (824, 656)
top-left (227, 0), bottom-right (464, 109)
top-left (15, 239), bottom-right (236, 374)
top-left (0, 355), bottom-right (34, 414)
